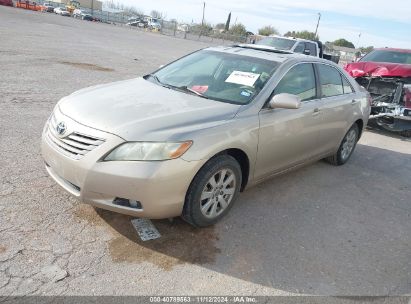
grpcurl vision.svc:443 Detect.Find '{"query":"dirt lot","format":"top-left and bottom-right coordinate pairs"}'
top-left (0, 6), bottom-right (411, 297)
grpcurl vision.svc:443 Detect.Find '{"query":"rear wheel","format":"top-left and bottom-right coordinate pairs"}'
top-left (325, 124), bottom-right (359, 166)
top-left (182, 155), bottom-right (242, 227)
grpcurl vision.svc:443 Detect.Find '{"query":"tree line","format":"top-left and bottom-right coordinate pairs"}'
top-left (104, 1), bottom-right (374, 53)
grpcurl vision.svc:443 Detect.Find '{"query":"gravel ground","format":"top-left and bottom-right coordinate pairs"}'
top-left (0, 6), bottom-right (411, 298)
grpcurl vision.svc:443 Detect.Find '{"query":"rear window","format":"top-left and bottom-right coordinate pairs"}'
top-left (256, 37), bottom-right (296, 51)
top-left (360, 50), bottom-right (411, 64)
top-left (306, 43), bottom-right (317, 56)
top-left (317, 64), bottom-right (344, 97)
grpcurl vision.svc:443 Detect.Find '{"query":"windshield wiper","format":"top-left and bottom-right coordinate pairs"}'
top-left (145, 75), bottom-right (209, 99)
top-left (146, 74), bottom-right (177, 90)
top-left (146, 73), bottom-right (162, 84)
top-left (177, 86), bottom-right (209, 99)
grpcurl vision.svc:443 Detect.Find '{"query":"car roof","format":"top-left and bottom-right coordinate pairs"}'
top-left (266, 35), bottom-right (315, 43)
top-left (375, 47), bottom-right (411, 54)
top-left (205, 44), bottom-right (327, 65)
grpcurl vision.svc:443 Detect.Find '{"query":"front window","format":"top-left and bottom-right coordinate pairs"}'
top-left (256, 37), bottom-right (296, 51)
top-left (274, 63), bottom-right (316, 101)
top-left (148, 50), bottom-right (279, 104)
top-left (360, 50), bottom-right (411, 64)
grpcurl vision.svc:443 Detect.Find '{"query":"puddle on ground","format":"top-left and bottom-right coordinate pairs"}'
top-left (73, 204), bottom-right (220, 270)
top-left (58, 61), bottom-right (114, 72)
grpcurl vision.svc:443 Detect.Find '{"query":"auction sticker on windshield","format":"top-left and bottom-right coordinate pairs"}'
top-left (225, 71), bottom-right (260, 87)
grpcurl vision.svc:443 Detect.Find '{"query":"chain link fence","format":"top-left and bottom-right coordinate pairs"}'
top-left (24, 0), bottom-right (252, 45)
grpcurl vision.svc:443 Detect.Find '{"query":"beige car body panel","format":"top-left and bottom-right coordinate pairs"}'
top-left (41, 46), bottom-right (370, 219)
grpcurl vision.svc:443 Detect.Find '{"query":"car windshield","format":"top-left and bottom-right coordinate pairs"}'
top-left (148, 50), bottom-right (279, 105)
top-left (256, 37), bottom-right (296, 50)
top-left (360, 50), bottom-right (411, 64)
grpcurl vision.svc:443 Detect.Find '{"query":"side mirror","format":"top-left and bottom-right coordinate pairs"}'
top-left (269, 93), bottom-right (301, 109)
top-left (303, 49), bottom-right (311, 55)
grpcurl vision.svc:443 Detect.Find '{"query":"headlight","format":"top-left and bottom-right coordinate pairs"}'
top-left (104, 141), bottom-right (193, 161)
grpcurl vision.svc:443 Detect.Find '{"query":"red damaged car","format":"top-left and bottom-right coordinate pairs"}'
top-left (345, 48), bottom-right (411, 136)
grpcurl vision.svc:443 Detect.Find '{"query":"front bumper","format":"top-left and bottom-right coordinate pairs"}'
top-left (41, 108), bottom-right (205, 219)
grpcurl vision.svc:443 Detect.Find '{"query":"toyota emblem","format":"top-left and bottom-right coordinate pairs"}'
top-left (56, 122), bottom-right (66, 136)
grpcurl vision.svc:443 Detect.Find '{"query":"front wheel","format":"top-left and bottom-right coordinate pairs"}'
top-left (182, 155), bottom-right (242, 227)
top-left (325, 123), bottom-right (359, 166)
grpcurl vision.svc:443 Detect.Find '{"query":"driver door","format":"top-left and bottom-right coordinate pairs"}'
top-left (254, 63), bottom-right (324, 181)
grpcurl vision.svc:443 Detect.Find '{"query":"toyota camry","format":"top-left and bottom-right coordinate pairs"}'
top-left (41, 44), bottom-right (370, 227)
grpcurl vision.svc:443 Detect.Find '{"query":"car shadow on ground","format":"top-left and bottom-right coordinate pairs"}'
top-left (97, 143), bottom-right (411, 295)
top-left (365, 125), bottom-right (411, 142)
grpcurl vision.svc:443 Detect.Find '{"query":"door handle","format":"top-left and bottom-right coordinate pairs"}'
top-left (312, 108), bottom-right (320, 116)
top-left (351, 99), bottom-right (358, 105)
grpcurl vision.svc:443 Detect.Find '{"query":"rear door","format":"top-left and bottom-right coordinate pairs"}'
top-left (255, 63), bottom-right (324, 180)
top-left (314, 63), bottom-right (357, 153)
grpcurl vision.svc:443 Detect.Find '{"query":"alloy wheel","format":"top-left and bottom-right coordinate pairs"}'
top-left (199, 168), bottom-right (236, 219)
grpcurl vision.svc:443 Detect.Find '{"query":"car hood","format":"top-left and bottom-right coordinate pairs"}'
top-left (58, 78), bottom-right (241, 141)
top-left (344, 61), bottom-right (411, 78)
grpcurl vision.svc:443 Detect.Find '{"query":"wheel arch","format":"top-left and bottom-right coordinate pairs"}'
top-left (354, 118), bottom-right (364, 139)
top-left (214, 148), bottom-right (250, 191)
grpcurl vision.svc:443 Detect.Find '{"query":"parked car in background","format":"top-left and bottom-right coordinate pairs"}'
top-left (81, 14), bottom-right (93, 21)
top-left (127, 16), bottom-right (140, 22)
top-left (73, 9), bottom-right (98, 21)
top-left (42, 44), bottom-right (370, 227)
top-left (126, 21), bottom-right (139, 26)
top-left (256, 35), bottom-right (339, 63)
top-left (257, 35), bottom-right (320, 56)
top-left (177, 23), bottom-right (190, 32)
top-left (54, 7), bottom-right (70, 16)
top-left (42, 3), bottom-right (55, 12)
top-left (126, 20), bottom-right (148, 28)
top-left (72, 8), bottom-right (84, 18)
top-left (0, 0), bottom-right (13, 6)
top-left (345, 48), bottom-right (411, 136)
top-left (15, 0), bottom-right (42, 10)
top-left (149, 20), bottom-right (161, 30)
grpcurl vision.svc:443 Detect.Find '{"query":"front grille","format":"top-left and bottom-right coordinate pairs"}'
top-left (45, 114), bottom-right (105, 160)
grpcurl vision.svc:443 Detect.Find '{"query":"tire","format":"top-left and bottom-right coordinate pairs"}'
top-left (182, 155), bottom-right (242, 227)
top-left (399, 129), bottom-right (411, 138)
top-left (325, 123), bottom-right (359, 166)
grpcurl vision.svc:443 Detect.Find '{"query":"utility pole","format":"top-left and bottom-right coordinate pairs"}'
top-left (357, 33), bottom-right (362, 48)
top-left (201, 2), bottom-right (205, 26)
top-left (314, 12), bottom-right (321, 39)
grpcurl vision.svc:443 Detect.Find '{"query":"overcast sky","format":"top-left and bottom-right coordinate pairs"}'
top-left (118, 0), bottom-right (411, 48)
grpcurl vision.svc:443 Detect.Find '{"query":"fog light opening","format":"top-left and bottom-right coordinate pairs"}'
top-left (112, 197), bottom-right (142, 209)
